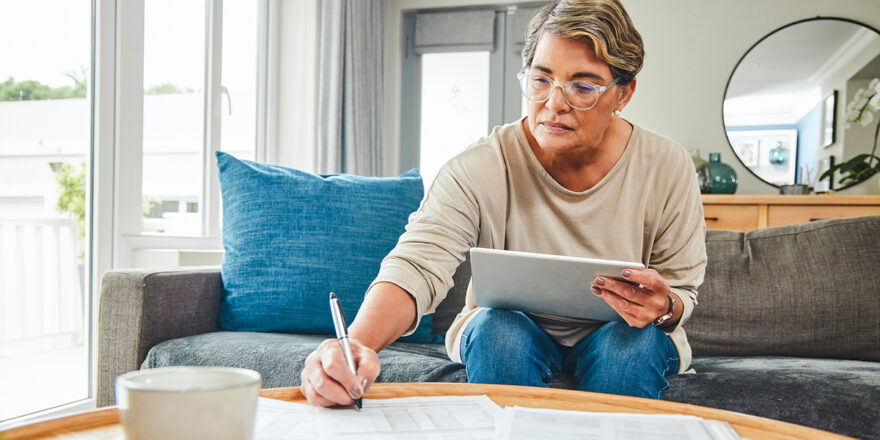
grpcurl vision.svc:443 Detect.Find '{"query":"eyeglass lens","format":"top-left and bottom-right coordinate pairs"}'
top-left (520, 73), bottom-right (601, 110)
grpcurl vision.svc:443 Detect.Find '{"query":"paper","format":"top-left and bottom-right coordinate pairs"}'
top-left (494, 406), bottom-right (741, 440)
top-left (254, 397), bottom-right (319, 440)
top-left (253, 396), bottom-right (739, 440)
top-left (316, 395), bottom-right (501, 440)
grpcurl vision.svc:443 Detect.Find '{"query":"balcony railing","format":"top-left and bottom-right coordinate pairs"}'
top-left (0, 217), bottom-right (83, 357)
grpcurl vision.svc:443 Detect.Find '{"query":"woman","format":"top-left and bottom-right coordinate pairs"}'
top-left (301, 0), bottom-right (706, 406)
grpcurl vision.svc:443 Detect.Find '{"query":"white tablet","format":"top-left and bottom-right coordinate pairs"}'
top-left (470, 248), bottom-right (645, 322)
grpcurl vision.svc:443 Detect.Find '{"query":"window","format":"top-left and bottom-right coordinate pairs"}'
top-left (400, 5), bottom-right (541, 186)
top-left (0, 0), bottom-right (91, 422)
top-left (141, 0), bottom-right (207, 236)
top-left (0, 0), bottom-right (269, 425)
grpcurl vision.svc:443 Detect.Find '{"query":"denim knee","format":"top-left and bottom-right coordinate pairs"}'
top-left (588, 322), bottom-right (673, 366)
top-left (566, 322), bottom-right (679, 399)
top-left (460, 309), bottom-right (560, 387)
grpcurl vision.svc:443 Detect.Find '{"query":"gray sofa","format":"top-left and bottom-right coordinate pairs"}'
top-left (97, 215), bottom-right (880, 439)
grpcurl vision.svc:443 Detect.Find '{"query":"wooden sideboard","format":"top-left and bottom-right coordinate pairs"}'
top-left (701, 195), bottom-right (880, 232)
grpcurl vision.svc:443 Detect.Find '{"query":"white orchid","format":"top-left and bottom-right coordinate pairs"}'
top-left (869, 92), bottom-right (880, 112)
top-left (844, 78), bottom-right (879, 127)
top-left (861, 109), bottom-right (875, 127)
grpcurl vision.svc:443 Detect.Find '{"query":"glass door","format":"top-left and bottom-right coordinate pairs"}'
top-left (0, 0), bottom-right (92, 421)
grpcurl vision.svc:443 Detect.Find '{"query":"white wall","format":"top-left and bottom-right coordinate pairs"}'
top-left (383, 0), bottom-right (880, 193)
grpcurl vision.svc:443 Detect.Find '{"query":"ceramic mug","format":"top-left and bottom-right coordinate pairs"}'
top-left (115, 366), bottom-right (262, 440)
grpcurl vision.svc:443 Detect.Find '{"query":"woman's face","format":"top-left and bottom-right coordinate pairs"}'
top-left (525, 32), bottom-right (634, 154)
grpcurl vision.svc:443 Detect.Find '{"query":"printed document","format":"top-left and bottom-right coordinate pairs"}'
top-left (316, 395), bottom-right (501, 440)
top-left (494, 406), bottom-right (741, 440)
top-left (254, 397), bottom-right (319, 440)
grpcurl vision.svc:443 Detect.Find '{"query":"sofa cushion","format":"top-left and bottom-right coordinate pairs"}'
top-left (216, 152), bottom-right (440, 343)
top-left (664, 356), bottom-right (880, 439)
top-left (144, 332), bottom-right (467, 386)
top-left (687, 215), bottom-right (880, 362)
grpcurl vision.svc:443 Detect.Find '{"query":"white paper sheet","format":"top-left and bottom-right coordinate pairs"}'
top-left (315, 395), bottom-right (501, 440)
top-left (494, 406), bottom-right (741, 440)
top-left (254, 397), bottom-right (320, 440)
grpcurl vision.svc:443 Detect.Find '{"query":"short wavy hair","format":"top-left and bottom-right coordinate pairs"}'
top-left (521, 0), bottom-right (644, 86)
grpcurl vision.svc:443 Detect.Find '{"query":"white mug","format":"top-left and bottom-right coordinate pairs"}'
top-left (115, 366), bottom-right (262, 440)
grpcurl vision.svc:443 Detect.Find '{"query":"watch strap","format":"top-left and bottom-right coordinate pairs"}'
top-left (652, 294), bottom-right (676, 326)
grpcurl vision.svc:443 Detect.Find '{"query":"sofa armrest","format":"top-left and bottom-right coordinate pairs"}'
top-left (96, 267), bottom-right (223, 407)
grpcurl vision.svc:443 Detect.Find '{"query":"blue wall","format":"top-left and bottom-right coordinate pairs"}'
top-left (795, 102), bottom-right (822, 184)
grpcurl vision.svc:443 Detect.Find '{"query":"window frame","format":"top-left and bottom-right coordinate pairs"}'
top-left (398, 4), bottom-right (540, 174)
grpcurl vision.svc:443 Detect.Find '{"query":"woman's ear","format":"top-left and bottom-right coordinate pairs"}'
top-left (617, 77), bottom-right (637, 110)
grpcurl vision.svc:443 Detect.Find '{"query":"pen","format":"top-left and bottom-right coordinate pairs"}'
top-left (329, 292), bottom-right (362, 410)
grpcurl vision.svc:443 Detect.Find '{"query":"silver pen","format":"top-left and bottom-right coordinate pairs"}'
top-left (329, 292), bottom-right (362, 410)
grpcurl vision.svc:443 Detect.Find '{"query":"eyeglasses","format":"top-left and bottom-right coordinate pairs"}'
top-left (517, 70), bottom-right (619, 111)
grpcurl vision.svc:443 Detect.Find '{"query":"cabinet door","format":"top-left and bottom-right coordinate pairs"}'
top-left (703, 204), bottom-right (759, 232)
top-left (768, 205), bottom-right (880, 227)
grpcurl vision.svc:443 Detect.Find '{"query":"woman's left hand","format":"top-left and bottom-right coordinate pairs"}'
top-left (591, 268), bottom-right (679, 328)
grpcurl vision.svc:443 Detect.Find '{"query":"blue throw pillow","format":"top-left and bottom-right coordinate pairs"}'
top-left (216, 152), bottom-right (441, 343)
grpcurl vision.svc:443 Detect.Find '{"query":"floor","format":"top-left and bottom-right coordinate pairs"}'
top-left (0, 345), bottom-right (88, 422)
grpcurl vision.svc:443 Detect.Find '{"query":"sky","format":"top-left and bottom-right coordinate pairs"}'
top-left (0, 0), bottom-right (255, 91)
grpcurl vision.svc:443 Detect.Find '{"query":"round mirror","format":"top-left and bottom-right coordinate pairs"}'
top-left (723, 18), bottom-right (880, 191)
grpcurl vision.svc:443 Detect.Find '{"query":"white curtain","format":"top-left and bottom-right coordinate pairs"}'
top-left (317, 0), bottom-right (385, 176)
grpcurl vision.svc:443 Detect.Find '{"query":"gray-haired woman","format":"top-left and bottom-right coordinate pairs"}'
top-left (301, 0), bottom-right (706, 405)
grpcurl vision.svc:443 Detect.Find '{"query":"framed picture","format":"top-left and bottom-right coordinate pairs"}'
top-left (733, 140), bottom-right (758, 167)
top-left (822, 91), bottom-right (837, 148)
top-left (727, 129), bottom-right (798, 185)
top-left (815, 156), bottom-right (835, 193)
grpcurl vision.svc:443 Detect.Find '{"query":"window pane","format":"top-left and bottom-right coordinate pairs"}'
top-left (419, 52), bottom-right (490, 189)
top-left (0, 0), bottom-right (91, 421)
top-left (220, 0), bottom-right (258, 160)
top-left (142, 0), bottom-right (206, 235)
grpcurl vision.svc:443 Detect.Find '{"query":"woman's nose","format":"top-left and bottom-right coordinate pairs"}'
top-left (545, 84), bottom-right (571, 111)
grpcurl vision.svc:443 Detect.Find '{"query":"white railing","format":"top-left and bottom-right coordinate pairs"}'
top-left (0, 217), bottom-right (83, 357)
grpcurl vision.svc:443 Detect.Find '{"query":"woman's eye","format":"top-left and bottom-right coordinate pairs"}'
top-left (531, 76), bottom-right (551, 86)
top-left (572, 83), bottom-right (597, 95)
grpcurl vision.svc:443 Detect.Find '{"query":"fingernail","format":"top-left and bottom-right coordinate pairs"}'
top-left (622, 269), bottom-right (632, 277)
top-left (591, 286), bottom-right (602, 295)
top-left (362, 378), bottom-right (371, 393)
top-left (349, 386), bottom-right (362, 399)
top-left (596, 278), bottom-right (606, 286)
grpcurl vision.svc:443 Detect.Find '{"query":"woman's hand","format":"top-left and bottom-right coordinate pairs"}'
top-left (300, 337), bottom-right (381, 407)
top-left (591, 268), bottom-right (680, 328)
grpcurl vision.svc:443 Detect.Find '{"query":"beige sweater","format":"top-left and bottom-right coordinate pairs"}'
top-left (372, 118), bottom-right (707, 373)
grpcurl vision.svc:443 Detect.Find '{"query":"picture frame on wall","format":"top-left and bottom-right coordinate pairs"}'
top-left (815, 156), bottom-right (835, 192)
top-left (822, 91), bottom-right (837, 148)
top-left (734, 140), bottom-right (758, 167)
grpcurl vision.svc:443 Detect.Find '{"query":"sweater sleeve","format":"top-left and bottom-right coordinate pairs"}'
top-left (369, 149), bottom-right (490, 335)
top-left (649, 146), bottom-right (707, 332)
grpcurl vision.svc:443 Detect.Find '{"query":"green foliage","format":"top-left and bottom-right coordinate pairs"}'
top-left (820, 121), bottom-right (880, 186)
top-left (145, 82), bottom-right (197, 95)
top-left (0, 68), bottom-right (87, 101)
top-left (54, 162), bottom-right (86, 240)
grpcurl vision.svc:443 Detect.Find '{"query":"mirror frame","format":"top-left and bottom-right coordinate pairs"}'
top-left (721, 16), bottom-right (880, 191)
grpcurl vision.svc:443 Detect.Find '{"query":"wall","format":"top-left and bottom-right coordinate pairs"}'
top-left (383, 0), bottom-right (880, 193)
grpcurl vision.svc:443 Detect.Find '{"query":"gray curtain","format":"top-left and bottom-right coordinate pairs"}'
top-left (317, 0), bottom-right (385, 176)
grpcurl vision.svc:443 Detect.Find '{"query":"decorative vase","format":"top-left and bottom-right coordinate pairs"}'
top-left (690, 150), bottom-right (709, 191)
top-left (698, 153), bottom-right (738, 194)
top-left (768, 142), bottom-right (789, 165)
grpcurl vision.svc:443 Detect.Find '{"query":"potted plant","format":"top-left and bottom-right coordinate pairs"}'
top-left (820, 78), bottom-right (880, 186)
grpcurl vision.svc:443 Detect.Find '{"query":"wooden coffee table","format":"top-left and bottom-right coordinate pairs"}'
top-left (1, 383), bottom-right (852, 439)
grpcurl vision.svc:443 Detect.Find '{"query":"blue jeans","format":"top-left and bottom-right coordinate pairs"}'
top-left (460, 309), bottom-right (680, 399)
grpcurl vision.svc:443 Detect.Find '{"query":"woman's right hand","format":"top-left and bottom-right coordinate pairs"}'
top-left (300, 337), bottom-right (381, 407)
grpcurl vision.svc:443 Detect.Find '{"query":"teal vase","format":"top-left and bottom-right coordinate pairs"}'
top-left (698, 153), bottom-right (737, 194)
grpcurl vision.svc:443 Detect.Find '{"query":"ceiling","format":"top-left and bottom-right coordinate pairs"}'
top-left (726, 20), bottom-right (876, 100)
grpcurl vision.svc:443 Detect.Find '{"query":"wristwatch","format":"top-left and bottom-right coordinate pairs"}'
top-left (652, 294), bottom-right (676, 327)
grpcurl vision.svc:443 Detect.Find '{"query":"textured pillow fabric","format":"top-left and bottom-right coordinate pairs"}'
top-left (687, 215), bottom-right (880, 361)
top-left (216, 152), bottom-right (440, 343)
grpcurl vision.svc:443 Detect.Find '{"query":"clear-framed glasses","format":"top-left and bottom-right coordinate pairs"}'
top-left (517, 69), bottom-right (619, 111)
